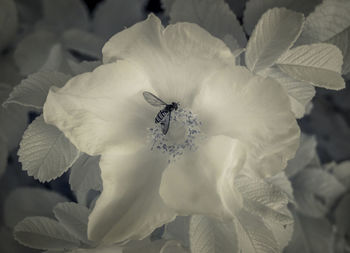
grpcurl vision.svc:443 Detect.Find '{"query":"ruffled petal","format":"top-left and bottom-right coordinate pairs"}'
top-left (43, 60), bottom-right (154, 156)
top-left (193, 66), bottom-right (299, 176)
top-left (159, 135), bottom-right (245, 218)
top-left (103, 14), bottom-right (235, 107)
top-left (88, 146), bottom-right (176, 244)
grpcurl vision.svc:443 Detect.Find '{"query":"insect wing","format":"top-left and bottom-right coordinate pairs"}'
top-left (160, 112), bottom-right (171, 135)
top-left (143, 91), bottom-right (167, 107)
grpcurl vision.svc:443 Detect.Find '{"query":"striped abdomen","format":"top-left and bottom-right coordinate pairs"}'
top-left (155, 109), bottom-right (169, 123)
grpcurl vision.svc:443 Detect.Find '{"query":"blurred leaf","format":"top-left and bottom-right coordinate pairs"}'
top-left (169, 0), bottom-right (246, 48)
top-left (18, 115), bottom-right (80, 182)
top-left (14, 216), bottom-right (80, 250)
top-left (286, 134), bottom-right (318, 177)
top-left (0, 226), bottom-right (38, 253)
top-left (92, 0), bottom-right (146, 40)
top-left (292, 168), bottom-right (345, 217)
top-left (0, 0), bottom-right (18, 51)
top-left (330, 161), bottom-right (350, 188)
top-left (41, 0), bottom-right (89, 32)
top-left (14, 30), bottom-right (58, 75)
top-left (245, 8), bottom-right (304, 73)
top-left (4, 187), bottom-right (68, 228)
top-left (0, 137), bottom-right (8, 177)
top-left (285, 211), bottom-right (334, 253)
top-left (62, 29), bottom-right (104, 59)
top-left (225, 0), bottom-right (247, 18)
top-left (67, 60), bottom-right (101, 75)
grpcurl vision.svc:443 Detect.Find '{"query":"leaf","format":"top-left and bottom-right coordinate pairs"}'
top-left (259, 67), bottom-right (315, 118)
top-left (225, 0), bottom-right (247, 18)
top-left (40, 44), bottom-right (72, 75)
top-left (189, 215), bottom-right (238, 253)
top-left (92, 0), bottom-right (146, 40)
top-left (0, 0), bottom-right (18, 51)
top-left (334, 194), bottom-right (350, 236)
top-left (0, 137), bottom-right (8, 177)
top-left (53, 202), bottom-right (90, 244)
top-left (164, 216), bottom-right (190, 248)
top-left (0, 227), bottom-right (38, 253)
top-left (285, 134), bottom-right (318, 177)
top-left (296, 0), bottom-right (350, 74)
top-left (14, 216), bottom-right (80, 250)
top-left (266, 172), bottom-right (295, 204)
top-left (14, 30), bottom-right (58, 76)
top-left (298, 0), bottom-right (350, 44)
top-left (292, 168), bottom-right (346, 217)
top-left (243, 0), bottom-right (321, 35)
top-left (234, 210), bottom-right (280, 253)
top-left (235, 175), bottom-right (288, 209)
top-left (4, 187), bottom-right (68, 228)
top-left (326, 27), bottom-right (350, 74)
top-left (0, 99), bottom-right (28, 152)
top-left (62, 29), bottom-right (104, 59)
top-left (69, 154), bottom-right (102, 205)
top-left (18, 115), bottom-right (80, 182)
top-left (169, 0), bottom-right (246, 48)
top-left (330, 161), bottom-right (350, 188)
top-left (67, 60), bottom-right (101, 75)
top-left (161, 240), bottom-right (188, 253)
top-left (41, 0), bottom-right (89, 32)
top-left (276, 43), bottom-right (345, 90)
top-left (3, 71), bottom-right (70, 109)
top-left (245, 8), bottom-right (304, 73)
top-left (285, 211), bottom-right (334, 253)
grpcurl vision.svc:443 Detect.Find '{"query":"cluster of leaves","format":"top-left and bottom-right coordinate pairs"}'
top-left (0, 0), bottom-right (350, 253)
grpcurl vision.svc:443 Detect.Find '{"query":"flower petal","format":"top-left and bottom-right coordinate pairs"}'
top-left (159, 135), bottom-right (245, 218)
top-left (88, 146), bottom-right (176, 244)
top-left (43, 60), bottom-right (154, 156)
top-left (193, 66), bottom-right (299, 176)
top-left (103, 14), bottom-right (235, 107)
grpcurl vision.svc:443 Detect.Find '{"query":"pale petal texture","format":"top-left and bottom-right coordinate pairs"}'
top-left (160, 135), bottom-right (245, 218)
top-left (103, 14), bottom-right (235, 106)
top-left (193, 66), bottom-right (299, 176)
top-left (88, 147), bottom-right (176, 244)
top-left (44, 60), bottom-right (154, 156)
top-left (245, 7), bottom-right (304, 73)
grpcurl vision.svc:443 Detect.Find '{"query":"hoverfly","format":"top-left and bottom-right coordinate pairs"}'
top-left (143, 91), bottom-right (179, 135)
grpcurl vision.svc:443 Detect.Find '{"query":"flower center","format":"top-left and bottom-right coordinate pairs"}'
top-left (147, 108), bottom-right (204, 162)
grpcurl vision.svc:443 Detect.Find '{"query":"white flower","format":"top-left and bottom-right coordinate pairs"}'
top-left (43, 14), bottom-right (299, 244)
